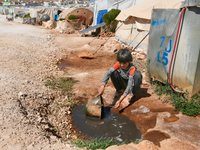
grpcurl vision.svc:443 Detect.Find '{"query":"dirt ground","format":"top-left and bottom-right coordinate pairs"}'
top-left (53, 32), bottom-right (178, 135)
top-left (1, 15), bottom-right (200, 150)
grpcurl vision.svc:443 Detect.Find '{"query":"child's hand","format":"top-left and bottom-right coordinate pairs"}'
top-left (96, 85), bottom-right (105, 97)
top-left (113, 95), bottom-right (125, 108)
top-left (113, 100), bottom-right (121, 108)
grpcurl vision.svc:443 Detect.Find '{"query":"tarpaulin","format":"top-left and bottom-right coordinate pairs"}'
top-left (97, 9), bottom-right (107, 24)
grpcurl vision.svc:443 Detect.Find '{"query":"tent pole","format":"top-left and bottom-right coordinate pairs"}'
top-left (132, 32), bottom-right (149, 51)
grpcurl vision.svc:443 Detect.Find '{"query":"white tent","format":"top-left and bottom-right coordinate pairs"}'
top-left (115, 0), bottom-right (184, 51)
top-left (92, 0), bottom-right (144, 26)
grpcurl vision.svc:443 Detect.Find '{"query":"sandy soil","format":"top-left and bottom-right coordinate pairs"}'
top-left (0, 15), bottom-right (84, 150)
top-left (1, 14), bottom-right (198, 150)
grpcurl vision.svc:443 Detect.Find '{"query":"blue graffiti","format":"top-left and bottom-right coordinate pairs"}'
top-left (160, 36), bottom-right (165, 47)
top-left (157, 36), bottom-right (172, 66)
top-left (165, 39), bottom-right (172, 53)
top-left (152, 20), bottom-right (166, 26)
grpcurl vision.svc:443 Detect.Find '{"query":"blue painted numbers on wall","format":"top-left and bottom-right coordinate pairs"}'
top-left (157, 36), bottom-right (172, 66)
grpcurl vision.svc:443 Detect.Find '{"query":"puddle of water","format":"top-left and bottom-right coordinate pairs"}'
top-left (57, 61), bottom-right (72, 70)
top-left (72, 105), bottom-right (142, 143)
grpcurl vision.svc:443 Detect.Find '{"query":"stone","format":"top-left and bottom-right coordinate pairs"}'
top-left (77, 52), bottom-right (96, 59)
top-left (131, 105), bottom-right (150, 114)
top-left (18, 92), bottom-right (27, 98)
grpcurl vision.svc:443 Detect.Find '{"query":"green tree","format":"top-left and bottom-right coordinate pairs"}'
top-left (102, 9), bottom-right (121, 32)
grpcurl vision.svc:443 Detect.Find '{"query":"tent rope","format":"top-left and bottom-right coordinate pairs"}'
top-left (127, 20), bottom-right (150, 48)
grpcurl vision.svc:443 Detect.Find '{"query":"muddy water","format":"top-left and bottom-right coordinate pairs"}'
top-left (57, 61), bottom-right (72, 70)
top-left (72, 105), bottom-right (142, 143)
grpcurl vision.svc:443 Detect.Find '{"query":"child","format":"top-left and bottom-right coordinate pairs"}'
top-left (96, 49), bottom-right (143, 108)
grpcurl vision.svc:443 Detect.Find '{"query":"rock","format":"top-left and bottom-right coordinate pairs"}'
top-left (44, 125), bottom-right (49, 129)
top-left (148, 112), bottom-right (200, 148)
top-left (18, 92), bottom-right (27, 98)
top-left (136, 53), bottom-right (146, 60)
top-left (77, 33), bottom-right (85, 37)
top-left (131, 105), bottom-right (150, 114)
top-left (77, 52), bottom-right (96, 59)
top-left (67, 111), bottom-right (71, 115)
top-left (37, 116), bottom-right (42, 123)
top-left (106, 141), bottom-right (158, 150)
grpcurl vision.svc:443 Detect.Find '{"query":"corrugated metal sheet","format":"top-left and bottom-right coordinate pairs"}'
top-left (79, 22), bottom-right (105, 34)
top-left (147, 7), bottom-right (200, 95)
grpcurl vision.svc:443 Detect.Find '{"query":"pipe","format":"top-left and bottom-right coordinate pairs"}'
top-left (168, 7), bottom-right (186, 91)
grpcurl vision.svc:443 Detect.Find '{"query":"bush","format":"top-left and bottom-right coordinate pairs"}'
top-left (102, 9), bottom-right (121, 32)
top-left (59, 18), bottom-right (65, 21)
top-left (72, 137), bottom-right (125, 150)
top-left (153, 81), bottom-right (200, 116)
top-left (44, 76), bottom-right (78, 95)
top-left (23, 13), bottom-right (30, 18)
top-left (68, 14), bottom-right (77, 20)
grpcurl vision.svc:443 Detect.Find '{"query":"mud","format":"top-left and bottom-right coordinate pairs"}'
top-left (58, 51), bottom-right (179, 136)
top-left (71, 105), bottom-right (142, 143)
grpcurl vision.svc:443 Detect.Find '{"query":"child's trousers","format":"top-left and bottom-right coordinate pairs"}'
top-left (110, 70), bottom-right (143, 95)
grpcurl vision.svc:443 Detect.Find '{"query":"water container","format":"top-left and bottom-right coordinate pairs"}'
top-left (84, 95), bottom-right (103, 119)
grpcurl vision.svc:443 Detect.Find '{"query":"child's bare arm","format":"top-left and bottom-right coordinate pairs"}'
top-left (96, 85), bottom-right (105, 97)
top-left (113, 95), bottom-right (125, 108)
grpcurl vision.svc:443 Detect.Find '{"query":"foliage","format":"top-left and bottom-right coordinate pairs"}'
top-left (59, 18), bottom-right (65, 21)
top-left (153, 81), bottom-right (174, 96)
top-left (55, 99), bottom-right (77, 109)
top-left (102, 9), bottom-right (121, 32)
top-left (153, 81), bottom-right (200, 116)
top-left (103, 9), bottom-right (121, 25)
top-left (44, 76), bottom-right (78, 95)
top-left (68, 14), bottom-right (77, 20)
top-left (23, 13), bottom-right (30, 18)
top-left (172, 92), bottom-right (200, 116)
top-left (72, 137), bottom-right (125, 150)
top-left (132, 140), bottom-right (141, 144)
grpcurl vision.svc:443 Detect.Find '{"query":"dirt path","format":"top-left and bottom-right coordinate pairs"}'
top-left (0, 15), bottom-right (83, 150)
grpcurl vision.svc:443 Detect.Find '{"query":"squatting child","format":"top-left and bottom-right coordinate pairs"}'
top-left (96, 48), bottom-right (143, 108)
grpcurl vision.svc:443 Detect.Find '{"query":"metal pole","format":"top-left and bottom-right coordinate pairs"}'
top-left (132, 32), bottom-right (149, 51)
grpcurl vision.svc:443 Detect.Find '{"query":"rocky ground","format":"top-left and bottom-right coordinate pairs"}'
top-left (0, 15), bottom-right (84, 150)
top-left (1, 14), bottom-right (200, 150)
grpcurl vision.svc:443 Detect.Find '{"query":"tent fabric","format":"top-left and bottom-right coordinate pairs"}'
top-left (66, 8), bottom-right (93, 26)
top-left (116, 0), bottom-right (183, 21)
top-left (97, 9), bottom-right (107, 24)
top-left (115, 0), bottom-right (184, 51)
top-left (36, 8), bottom-right (63, 22)
top-left (67, 19), bottom-right (83, 31)
top-left (30, 9), bottom-right (40, 18)
top-left (54, 14), bottom-right (59, 21)
top-left (92, 0), bottom-right (142, 26)
top-left (58, 8), bottom-right (74, 20)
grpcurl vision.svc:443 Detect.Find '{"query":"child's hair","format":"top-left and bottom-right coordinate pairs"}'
top-left (117, 49), bottom-right (132, 63)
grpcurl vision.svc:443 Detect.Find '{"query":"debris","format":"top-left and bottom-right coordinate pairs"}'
top-left (77, 52), bottom-right (96, 59)
top-left (18, 92), bottom-right (27, 98)
top-left (131, 105), bottom-right (150, 114)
